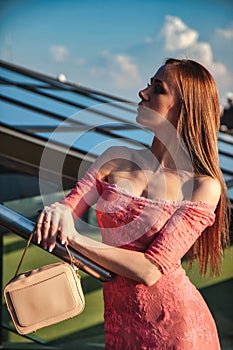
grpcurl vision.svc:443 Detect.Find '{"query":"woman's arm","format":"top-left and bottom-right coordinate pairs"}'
top-left (67, 229), bottom-right (162, 286)
top-left (36, 202), bottom-right (162, 286)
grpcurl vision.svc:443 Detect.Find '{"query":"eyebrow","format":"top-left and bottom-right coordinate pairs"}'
top-left (150, 78), bottom-right (163, 85)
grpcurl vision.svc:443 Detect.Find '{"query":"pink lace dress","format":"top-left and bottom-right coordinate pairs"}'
top-left (63, 166), bottom-right (221, 350)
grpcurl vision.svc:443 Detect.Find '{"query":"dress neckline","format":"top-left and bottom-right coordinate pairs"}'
top-left (98, 178), bottom-right (216, 210)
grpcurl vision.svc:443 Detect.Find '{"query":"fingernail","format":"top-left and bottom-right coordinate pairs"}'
top-left (61, 239), bottom-right (66, 245)
top-left (43, 243), bottom-right (47, 250)
top-left (48, 246), bottom-right (53, 252)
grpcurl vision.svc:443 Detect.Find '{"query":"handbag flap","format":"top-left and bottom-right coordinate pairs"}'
top-left (4, 262), bottom-right (85, 331)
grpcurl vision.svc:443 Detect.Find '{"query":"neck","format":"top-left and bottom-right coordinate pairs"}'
top-left (149, 134), bottom-right (193, 172)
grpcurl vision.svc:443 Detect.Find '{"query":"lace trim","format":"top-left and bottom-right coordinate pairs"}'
top-left (98, 179), bottom-right (216, 210)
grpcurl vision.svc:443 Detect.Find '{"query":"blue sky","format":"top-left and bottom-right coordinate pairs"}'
top-left (0, 0), bottom-right (233, 105)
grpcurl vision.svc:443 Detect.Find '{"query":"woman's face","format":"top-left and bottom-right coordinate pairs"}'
top-left (136, 64), bottom-right (180, 129)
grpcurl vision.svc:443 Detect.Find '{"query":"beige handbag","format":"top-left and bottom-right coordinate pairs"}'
top-left (4, 232), bottom-right (85, 335)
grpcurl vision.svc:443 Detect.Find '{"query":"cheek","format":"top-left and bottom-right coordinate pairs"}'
top-left (150, 96), bottom-right (173, 115)
top-left (166, 102), bottom-right (180, 126)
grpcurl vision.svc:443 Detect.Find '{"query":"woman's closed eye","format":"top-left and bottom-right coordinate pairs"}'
top-left (154, 84), bottom-right (166, 94)
top-left (147, 78), bottom-right (166, 94)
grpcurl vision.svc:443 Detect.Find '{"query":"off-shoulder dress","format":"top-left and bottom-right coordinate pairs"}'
top-left (63, 166), bottom-right (221, 350)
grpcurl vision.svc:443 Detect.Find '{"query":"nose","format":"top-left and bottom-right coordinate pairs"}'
top-left (138, 86), bottom-right (149, 101)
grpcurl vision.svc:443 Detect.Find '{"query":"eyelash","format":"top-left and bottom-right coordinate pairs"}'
top-left (147, 83), bottom-right (165, 94)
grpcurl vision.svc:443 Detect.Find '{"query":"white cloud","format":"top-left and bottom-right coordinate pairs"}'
top-left (187, 41), bottom-right (213, 63)
top-left (161, 15), bottom-right (198, 51)
top-left (49, 45), bottom-right (69, 62)
top-left (216, 23), bottom-right (233, 40)
top-left (145, 36), bottom-right (153, 43)
top-left (186, 41), bottom-right (227, 77)
top-left (159, 16), bottom-right (231, 91)
top-left (115, 54), bottom-right (140, 82)
top-left (74, 57), bottom-right (86, 65)
top-left (89, 52), bottom-right (141, 89)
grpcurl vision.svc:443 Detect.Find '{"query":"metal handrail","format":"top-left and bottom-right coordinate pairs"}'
top-left (0, 204), bottom-right (113, 282)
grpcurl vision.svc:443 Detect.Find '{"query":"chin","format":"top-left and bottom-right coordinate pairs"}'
top-left (136, 106), bottom-right (150, 125)
top-left (136, 114), bottom-right (147, 126)
top-left (136, 115), bottom-right (154, 131)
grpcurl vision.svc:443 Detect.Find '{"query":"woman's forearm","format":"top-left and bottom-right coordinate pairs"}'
top-left (68, 232), bottom-right (161, 286)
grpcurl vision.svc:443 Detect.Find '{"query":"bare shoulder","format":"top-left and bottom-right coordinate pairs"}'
top-left (97, 146), bottom-right (134, 164)
top-left (191, 175), bottom-right (221, 206)
top-left (93, 146), bottom-right (135, 177)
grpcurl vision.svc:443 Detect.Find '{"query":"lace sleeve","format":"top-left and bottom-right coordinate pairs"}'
top-left (61, 164), bottom-right (102, 219)
top-left (145, 204), bottom-right (216, 274)
top-left (61, 146), bottom-right (125, 219)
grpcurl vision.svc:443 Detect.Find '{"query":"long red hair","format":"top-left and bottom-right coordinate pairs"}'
top-left (165, 58), bottom-right (231, 276)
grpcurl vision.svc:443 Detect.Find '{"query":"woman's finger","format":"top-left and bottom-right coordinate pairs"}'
top-left (35, 211), bottom-right (46, 244)
top-left (40, 212), bottom-right (52, 250)
top-left (47, 212), bottom-right (60, 252)
top-left (35, 206), bottom-right (52, 246)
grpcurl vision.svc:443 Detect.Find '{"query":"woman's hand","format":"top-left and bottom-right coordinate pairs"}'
top-left (35, 202), bottom-right (76, 252)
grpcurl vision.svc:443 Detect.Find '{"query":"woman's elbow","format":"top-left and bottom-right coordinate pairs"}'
top-left (139, 268), bottom-right (162, 287)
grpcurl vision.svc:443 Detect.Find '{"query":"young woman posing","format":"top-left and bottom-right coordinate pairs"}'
top-left (36, 58), bottom-right (230, 349)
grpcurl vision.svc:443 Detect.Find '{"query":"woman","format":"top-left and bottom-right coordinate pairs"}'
top-left (36, 58), bottom-right (230, 349)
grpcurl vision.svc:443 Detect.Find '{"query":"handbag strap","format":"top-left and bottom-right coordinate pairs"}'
top-left (14, 231), bottom-right (34, 277)
top-left (14, 230), bottom-right (77, 277)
